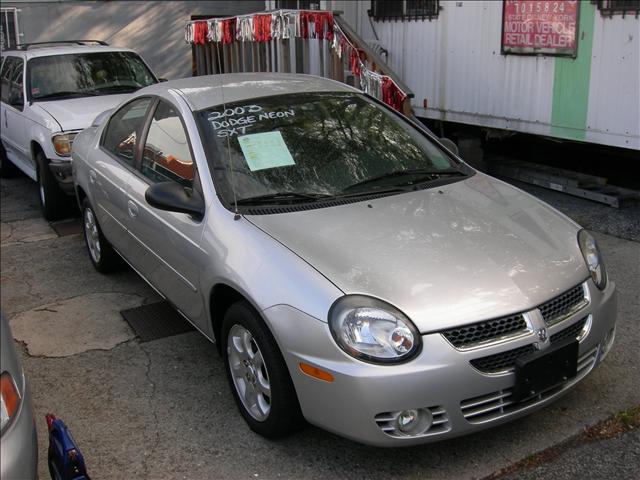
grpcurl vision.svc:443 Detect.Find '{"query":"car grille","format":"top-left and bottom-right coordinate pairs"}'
top-left (374, 406), bottom-right (449, 438)
top-left (470, 316), bottom-right (590, 374)
top-left (470, 344), bottom-right (536, 374)
top-left (461, 345), bottom-right (599, 423)
top-left (441, 283), bottom-right (588, 349)
top-left (441, 314), bottom-right (527, 349)
top-left (538, 284), bottom-right (587, 325)
top-left (550, 317), bottom-right (588, 344)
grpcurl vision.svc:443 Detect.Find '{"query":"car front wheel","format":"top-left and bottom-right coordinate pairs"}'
top-left (36, 151), bottom-right (68, 221)
top-left (81, 198), bottom-right (122, 273)
top-left (222, 301), bottom-right (304, 439)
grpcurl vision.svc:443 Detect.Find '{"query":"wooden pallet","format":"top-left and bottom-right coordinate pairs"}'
top-left (488, 157), bottom-right (640, 208)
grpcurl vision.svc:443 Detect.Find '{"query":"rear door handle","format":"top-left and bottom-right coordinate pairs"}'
top-left (127, 200), bottom-right (138, 218)
top-left (89, 170), bottom-right (97, 184)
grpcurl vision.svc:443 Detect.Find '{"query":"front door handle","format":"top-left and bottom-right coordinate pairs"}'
top-left (127, 200), bottom-right (139, 218)
top-left (4, 110), bottom-right (7, 128)
top-left (89, 170), bottom-right (97, 184)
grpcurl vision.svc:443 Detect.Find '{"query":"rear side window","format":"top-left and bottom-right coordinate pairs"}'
top-left (141, 101), bottom-right (194, 187)
top-left (102, 97), bottom-right (153, 166)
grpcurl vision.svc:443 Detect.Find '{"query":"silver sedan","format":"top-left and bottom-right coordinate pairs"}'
top-left (1, 313), bottom-right (38, 478)
top-left (72, 74), bottom-right (617, 446)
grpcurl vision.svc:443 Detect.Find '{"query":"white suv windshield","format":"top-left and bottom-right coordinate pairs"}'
top-left (28, 51), bottom-right (156, 101)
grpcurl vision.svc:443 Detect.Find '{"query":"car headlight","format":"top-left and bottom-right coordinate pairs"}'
top-left (52, 133), bottom-right (77, 157)
top-left (0, 371), bottom-right (21, 432)
top-left (329, 295), bottom-right (421, 364)
top-left (578, 229), bottom-right (607, 290)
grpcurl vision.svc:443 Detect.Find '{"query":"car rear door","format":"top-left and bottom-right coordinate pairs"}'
top-left (92, 97), bottom-right (154, 255)
top-left (124, 99), bottom-right (207, 321)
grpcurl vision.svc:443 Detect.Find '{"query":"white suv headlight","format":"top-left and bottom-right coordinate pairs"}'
top-left (329, 295), bottom-right (421, 364)
top-left (52, 133), bottom-right (77, 157)
top-left (578, 229), bottom-right (607, 290)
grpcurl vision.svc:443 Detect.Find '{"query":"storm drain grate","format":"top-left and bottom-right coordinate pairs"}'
top-left (121, 301), bottom-right (195, 342)
top-left (51, 218), bottom-right (83, 236)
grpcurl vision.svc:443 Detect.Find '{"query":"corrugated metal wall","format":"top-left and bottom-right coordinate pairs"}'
top-left (329, 1), bottom-right (639, 150)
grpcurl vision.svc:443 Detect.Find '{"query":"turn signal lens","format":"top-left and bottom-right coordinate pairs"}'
top-left (0, 371), bottom-right (21, 430)
top-left (299, 363), bottom-right (334, 382)
top-left (52, 133), bottom-right (77, 157)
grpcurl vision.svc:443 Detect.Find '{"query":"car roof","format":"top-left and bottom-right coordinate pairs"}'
top-left (1, 45), bottom-right (138, 61)
top-left (139, 73), bottom-right (360, 111)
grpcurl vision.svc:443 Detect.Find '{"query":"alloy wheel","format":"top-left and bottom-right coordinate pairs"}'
top-left (83, 207), bottom-right (101, 263)
top-left (227, 324), bottom-right (272, 421)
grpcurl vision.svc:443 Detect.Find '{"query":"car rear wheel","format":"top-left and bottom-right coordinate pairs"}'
top-left (36, 151), bottom-right (68, 221)
top-left (222, 301), bottom-right (304, 438)
top-left (81, 198), bottom-right (122, 273)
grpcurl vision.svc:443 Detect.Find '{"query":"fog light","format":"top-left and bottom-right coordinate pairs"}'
top-left (396, 408), bottom-right (432, 435)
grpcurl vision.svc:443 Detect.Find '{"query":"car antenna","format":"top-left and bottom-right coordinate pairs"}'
top-left (215, 40), bottom-right (241, 221)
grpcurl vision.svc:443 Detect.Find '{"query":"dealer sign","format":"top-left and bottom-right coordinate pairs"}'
top-left (502, 0), bottom-right (579, 57)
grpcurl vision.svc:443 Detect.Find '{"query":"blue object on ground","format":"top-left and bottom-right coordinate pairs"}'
top-left (46, 414), bottom-right (90, 480)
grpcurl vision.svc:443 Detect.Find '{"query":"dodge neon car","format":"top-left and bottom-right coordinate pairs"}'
top-left (72, 74), bottom-right (616, 446)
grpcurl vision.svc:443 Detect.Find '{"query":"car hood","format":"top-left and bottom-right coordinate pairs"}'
top-left (246, 173), bottom-right (589, 332)
top-left (37, 94), bottom-right (131, 131)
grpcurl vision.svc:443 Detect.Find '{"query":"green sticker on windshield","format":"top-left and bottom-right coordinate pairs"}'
top-left (238, 131), bottom-right (296, 172)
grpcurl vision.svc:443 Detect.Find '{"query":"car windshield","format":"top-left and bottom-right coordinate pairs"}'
top-left (196, 92), bottom-right (467, 206)
top-left (28, 51), bottom-right (156, 101)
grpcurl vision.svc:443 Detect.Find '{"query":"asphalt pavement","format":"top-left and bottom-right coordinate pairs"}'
top-left (1, 172), bottom-right (639, 480)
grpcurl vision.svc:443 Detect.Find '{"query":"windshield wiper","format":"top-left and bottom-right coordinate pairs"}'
top-left (342, 169), bottom-right (465, 193)
top-left (92, 85), bottom-right (140, 93)
top-left (33, 90), bottom-right (99, 100)
top-left (236, 192), bottom-right (333, 206)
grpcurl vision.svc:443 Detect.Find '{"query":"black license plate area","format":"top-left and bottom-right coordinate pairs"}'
top-left (513, 338), bottom-right (579, 402)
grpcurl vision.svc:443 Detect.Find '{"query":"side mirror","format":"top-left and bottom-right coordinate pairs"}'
top-left (145, 182), bottom-right (204, 217)
top-left (439, 137), bottom-right (459, 156)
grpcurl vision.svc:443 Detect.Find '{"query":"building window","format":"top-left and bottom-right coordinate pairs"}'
top-left (276, 0), bottom-right (321, 10)
top-left (370, 0), bottom-right (440, 22)
top-left (596, 0), bottom-right (640, 17)
top-left (1, 8), bottom-right (20, 50)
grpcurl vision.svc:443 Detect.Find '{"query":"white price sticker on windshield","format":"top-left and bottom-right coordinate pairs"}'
top-left (238, 131), bottom-right (296, 172)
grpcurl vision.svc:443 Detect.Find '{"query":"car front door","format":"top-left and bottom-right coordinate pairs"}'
top-left (124, 99), bottom-right (207, 321)
top-left (1, 57), bottom-right (29, 173)
top-left (93, 97), bottom-right (154, 254)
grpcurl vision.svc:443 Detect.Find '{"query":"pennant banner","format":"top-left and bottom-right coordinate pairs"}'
top-left (185, 10), bottom-right (407, 111)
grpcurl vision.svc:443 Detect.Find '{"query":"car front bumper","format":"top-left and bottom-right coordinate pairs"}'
top-left (0, 374), bottom-right (38, 479)
top-left (264, 279), bottom-right (617, 447)
top-left (49, 160), bottom-right (75, 195)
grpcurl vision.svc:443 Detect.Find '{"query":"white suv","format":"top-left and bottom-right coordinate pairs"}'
top-left (0, 40), bottom-right (158, 220)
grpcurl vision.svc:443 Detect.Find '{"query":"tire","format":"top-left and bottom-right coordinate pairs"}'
top-left (81, 198), bottom-right (123, 273)
top-left (36, 150), bottom-right (72, 221)
top-left (222, 301), bottom-right (304, 439)
top-left (0, 142), bottom-right (18, 178)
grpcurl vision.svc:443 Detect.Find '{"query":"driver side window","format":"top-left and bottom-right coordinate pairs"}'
top-left (141, 100), bottom-right (194, 187)
top-left (102, 97), bottom-right (152, 167)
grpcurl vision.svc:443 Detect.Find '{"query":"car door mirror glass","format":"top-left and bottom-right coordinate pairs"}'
top-left (145, 181), bottom-right (204, 217)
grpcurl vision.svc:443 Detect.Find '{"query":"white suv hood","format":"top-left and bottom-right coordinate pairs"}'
top-left (37, 94), bottom-right (131, 131)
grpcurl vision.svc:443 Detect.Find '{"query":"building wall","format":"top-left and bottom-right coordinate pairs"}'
top-left (328, 0), bottom-right (639, 150)
top-left (2, 1), bottom-right (265, 79)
